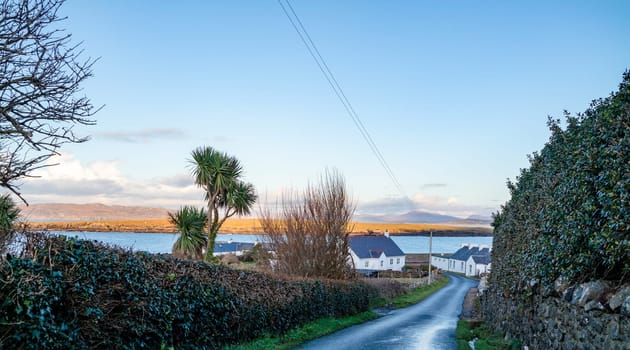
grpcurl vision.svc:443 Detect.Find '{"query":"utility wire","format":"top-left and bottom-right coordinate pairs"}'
top-left (278, 0), bottom-right (406, 197)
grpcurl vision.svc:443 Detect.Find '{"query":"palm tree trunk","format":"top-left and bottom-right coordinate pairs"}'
top-left (205, 190), bottom-right (214, 261)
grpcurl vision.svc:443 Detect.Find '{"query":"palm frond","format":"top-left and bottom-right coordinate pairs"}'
top-left (169, 205), bottom-right (207, 259)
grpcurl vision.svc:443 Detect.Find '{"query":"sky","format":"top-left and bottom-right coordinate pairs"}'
top-left (18, 0), bottom-right (630, 218)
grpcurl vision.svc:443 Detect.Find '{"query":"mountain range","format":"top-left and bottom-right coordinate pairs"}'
top-left (19, 203), bottom-right (170, 222)
top-left (354, 210), bottom-right (492, 226)
top-left (18, 203), bottom-right (493, 226)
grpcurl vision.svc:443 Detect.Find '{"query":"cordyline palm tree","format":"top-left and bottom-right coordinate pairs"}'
top-left (169, 206), bottom-right (207, 260)
top-left (190, 146), bottom-right (257, 261)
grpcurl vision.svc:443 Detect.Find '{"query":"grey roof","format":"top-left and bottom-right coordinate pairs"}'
top-left (451, 246), bottom-right (490, 262)
top-left (349, 235), bottom-right (405, 259)
top-left (214, 241), bottom-right (255, 253)
top-left (471, 255), bottom-right (491, 265)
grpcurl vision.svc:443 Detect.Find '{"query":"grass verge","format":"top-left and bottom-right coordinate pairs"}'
top-left (456, 320), bottom-right (521, 350)
top-left (387, 275), bottom-right (449, 309)
top-left (226, 275), bottom-right (451, 350)
top-left (224, 311), bottom-right (378, 350)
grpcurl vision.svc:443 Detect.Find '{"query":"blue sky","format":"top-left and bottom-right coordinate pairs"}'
top-left (20, 0), bottom-right (630, 218)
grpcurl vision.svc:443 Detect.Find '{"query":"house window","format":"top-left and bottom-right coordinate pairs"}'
top-left (380, 260), bottom-right (383, 267)
top-left (364, 261), bottom-right (369, 268)
top-left (461, 262), bottom-right (464, 270)
top-left (396, 258), bottom-right (400, 264)
top-left (390, 258), bottom-right (393, 265)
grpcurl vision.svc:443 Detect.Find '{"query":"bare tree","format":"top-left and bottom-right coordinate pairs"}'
top-left (1, 0), bottom-right (98, 203)
top-left (260, 169), bottom-right (355, 279)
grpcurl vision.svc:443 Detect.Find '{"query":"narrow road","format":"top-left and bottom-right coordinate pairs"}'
top-left (297, 273), bottom-right (477, 350)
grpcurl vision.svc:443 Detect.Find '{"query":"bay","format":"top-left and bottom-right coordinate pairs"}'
top-left (47, 231), bottom-right (492, 255)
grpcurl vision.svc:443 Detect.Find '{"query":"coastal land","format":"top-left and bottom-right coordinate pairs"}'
top-left (26, 218), bottom-right (492, 236)
top-left (21, 203), bottom-right (492, 235)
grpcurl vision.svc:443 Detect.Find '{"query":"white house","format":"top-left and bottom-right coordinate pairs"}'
top-left (465, 254), bottom-right (491, 277)
top-left (430, 253), bottom-right (452, 271)
top-left (431, 243), bottom-right (491, 277)
top-left (213, 241), bottom-right (255, 256)
top-left (349, 235), bottom-right (406, 272)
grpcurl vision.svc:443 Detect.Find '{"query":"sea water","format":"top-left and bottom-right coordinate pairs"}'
top-left (46, 231), bottom-right (492, 254)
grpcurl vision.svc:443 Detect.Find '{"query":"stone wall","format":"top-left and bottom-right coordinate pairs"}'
top-left (483, 283), bottom-right (629, 350)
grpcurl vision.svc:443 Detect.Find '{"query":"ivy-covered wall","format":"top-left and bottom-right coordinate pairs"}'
top-left (0, 233), bottom-right (374, 349)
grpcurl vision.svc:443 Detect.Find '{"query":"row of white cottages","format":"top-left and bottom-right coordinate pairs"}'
top-left (214, 236), bottom-right (491, 277)
top-left (430, 243), bottom-right (492, 277)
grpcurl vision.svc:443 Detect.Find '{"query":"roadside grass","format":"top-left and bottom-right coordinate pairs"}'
top-left (456, 320), bottom-right (521, 350)
top-left (386, 276), bottom-right (449, 308)
top-left (223, 311), bottom-right (378, 350)
top-left (226, 275), bottom-right (451, 350)
top-left (369, 275), bottom-right (449, 309)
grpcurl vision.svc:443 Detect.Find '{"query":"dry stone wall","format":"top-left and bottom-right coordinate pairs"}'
top-left (483, 280), bottom-right (630, 350)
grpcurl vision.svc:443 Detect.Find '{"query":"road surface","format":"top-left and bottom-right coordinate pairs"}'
top-left (297, 273), bottom-right (477, 350)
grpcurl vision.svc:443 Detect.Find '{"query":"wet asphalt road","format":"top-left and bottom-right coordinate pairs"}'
top-left (296, 274), bottom-right (478, 350)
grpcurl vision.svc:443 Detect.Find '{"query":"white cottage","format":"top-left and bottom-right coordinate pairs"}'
top-left (430, 253), bottom-right (452, 271)
top-left (431, 243), bottom-right (491, 277)
top-left (349, 235), bottom-right (406, 272)
top-left (465, 254), bottom-right (491, 277)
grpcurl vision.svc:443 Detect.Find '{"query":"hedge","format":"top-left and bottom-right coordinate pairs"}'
top-left (490, 71), bottom-right (630, 297)
top-left (0, 232), bottom-right (374, 349)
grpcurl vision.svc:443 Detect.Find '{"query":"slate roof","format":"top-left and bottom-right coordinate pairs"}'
top-left (214, 241), bottom-right (255, 253)
top-left (451, 245), bottom-right (490, 262)
top-left (349, 235), bottom-right (405, 259)
top-left (471, 255), bottom-right (491, 265)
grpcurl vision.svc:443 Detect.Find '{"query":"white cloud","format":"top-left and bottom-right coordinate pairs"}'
top-left (20, 153), bottom-right (204, 209)
top-left (97, 128), bottom-right (187, 143)
top-left (17, 153), bottom-right (498, 217)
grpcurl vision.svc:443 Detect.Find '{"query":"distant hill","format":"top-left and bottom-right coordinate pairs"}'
top-left (355, 210), bottom-right (458, 224)
top-left (466, 214), bottom-right (493, 222)
top-left (458, 215), bottom-right (493, 226)
top-left (354, 210), bottom-right (492, 226)
top-left (19, 203), bottom-right (170, 222)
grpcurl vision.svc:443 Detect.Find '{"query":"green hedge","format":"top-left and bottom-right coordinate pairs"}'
top-left (0, 233), bottom-right (374, 349)
top-left (490, 72), bottom-right (630, 297)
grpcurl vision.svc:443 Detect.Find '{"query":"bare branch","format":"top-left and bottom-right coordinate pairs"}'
top-left (261, 169), bottom-right (356, 279)
top-left (0, 0), bottom-right (99, 203)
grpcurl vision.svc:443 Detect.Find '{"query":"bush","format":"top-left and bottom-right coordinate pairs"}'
top-left (0, 194), bottom-right (20, 255)
top-left (0, 232), bottom-right (375, 349)
top-left (490, 71), bottom-right (630, 298)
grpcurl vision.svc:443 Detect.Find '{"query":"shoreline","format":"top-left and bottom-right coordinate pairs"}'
top-left (25, 218), bottom-right (493, 236)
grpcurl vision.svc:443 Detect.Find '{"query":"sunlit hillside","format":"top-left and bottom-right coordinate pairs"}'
top-left (26, 218), bottom-right (492, 235)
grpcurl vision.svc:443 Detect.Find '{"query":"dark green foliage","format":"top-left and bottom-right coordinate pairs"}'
top-left (0, 194), bottom-right (20, 254)
top-left (169, 205), bottom-right (207, 260)
top-left (491, 72), bottom-right (630, 297)
top-left (0, 233), bottom-right (374, 349)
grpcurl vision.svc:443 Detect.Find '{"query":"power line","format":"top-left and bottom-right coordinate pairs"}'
top-left (278, 0), bottom-right (406, 198)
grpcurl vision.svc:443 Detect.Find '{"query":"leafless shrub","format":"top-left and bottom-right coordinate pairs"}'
top-left (260, 169), bottom-right (355, 279)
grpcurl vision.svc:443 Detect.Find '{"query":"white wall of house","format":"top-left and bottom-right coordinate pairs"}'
top-left (465, 256), bottom-right (490, 277)
top-left (349, 250), bottom-right (405, 271)
top-left (447, 259), bottom-right (466, 274)
top-left (430, 255), bottom-right (450, 270)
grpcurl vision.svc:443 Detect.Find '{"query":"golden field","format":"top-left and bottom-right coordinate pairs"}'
top-left (26, 218), bottom-right (492, 235)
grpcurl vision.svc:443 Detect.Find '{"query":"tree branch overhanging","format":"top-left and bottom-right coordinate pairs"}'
top-left (1, 0), bottom-right (99, 204)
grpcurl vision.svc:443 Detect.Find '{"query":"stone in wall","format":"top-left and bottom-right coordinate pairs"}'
top-left (609, 285), bottom-right (630, 314)
top-left (483, 287), bottom-right (630, 350)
